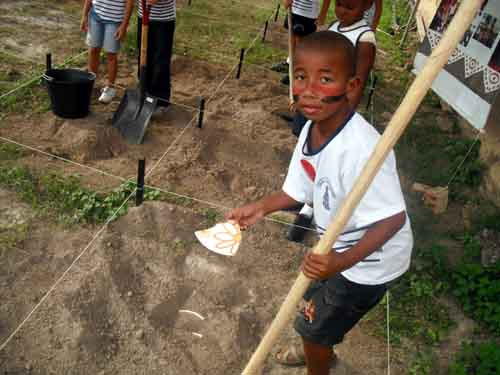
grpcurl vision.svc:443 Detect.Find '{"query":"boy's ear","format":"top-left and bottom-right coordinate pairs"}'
top-left (346, 75), bottom-right (361, 94)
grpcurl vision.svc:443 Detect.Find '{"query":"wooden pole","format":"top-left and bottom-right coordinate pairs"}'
top-left (400, 0), bottom-right (422, 49)
top-left (242, 1), bottom-right (483, 373)
top-left (287, 9), bottom-right (294, 106)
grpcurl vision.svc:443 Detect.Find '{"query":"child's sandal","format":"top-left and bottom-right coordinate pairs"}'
top-left (274, 344), bottom-right (339, 367)
top-left (274, 344), bottom-right (306, 367)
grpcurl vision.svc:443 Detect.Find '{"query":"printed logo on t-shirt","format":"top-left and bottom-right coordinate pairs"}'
top-left (300, 159), bottom-right (316, 181)
top-left (317, 177), bottom-right (335, 210)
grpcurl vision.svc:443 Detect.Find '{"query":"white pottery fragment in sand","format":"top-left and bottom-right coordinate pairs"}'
top-left (195, 221), bottom-right (241, 256)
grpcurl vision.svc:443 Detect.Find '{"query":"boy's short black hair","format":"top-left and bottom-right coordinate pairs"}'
top-left (295, 31), bottom-right (356, 78)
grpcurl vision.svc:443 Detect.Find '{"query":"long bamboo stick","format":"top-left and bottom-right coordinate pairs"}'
top-left (242, 0), bottom-right (482, 373)
top-left (287, 8), bottom-right (294, 106)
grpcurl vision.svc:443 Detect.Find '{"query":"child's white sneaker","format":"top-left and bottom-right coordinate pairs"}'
top-left (98, 86), bottom-right (116, 104)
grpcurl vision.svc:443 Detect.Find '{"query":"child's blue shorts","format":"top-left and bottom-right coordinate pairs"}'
top-left (86, 8), bottom-right (121, 54)
top-left (294, 274), bottom-right (386, 347)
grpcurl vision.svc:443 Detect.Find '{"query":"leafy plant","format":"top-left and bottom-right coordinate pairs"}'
top-left (0, 166), bottom-right (163, 224)
top-left (451, 261), bottom-right (500, 336)
top-left (448, 341), bottom-right (500, 375)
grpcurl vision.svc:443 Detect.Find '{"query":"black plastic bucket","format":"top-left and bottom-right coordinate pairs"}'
top-left (43, 69), bottom-right (96, 119)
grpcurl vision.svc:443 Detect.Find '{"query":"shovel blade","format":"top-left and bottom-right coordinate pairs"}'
top-left (119, 95), bottom-right (157, 144)
top-left (112, 88), bottom-right (141, 131)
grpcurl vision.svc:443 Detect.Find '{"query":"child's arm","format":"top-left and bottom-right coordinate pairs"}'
top-left (302, 211), bottom-right (406, 279)
top-left (226, 191), bottom-right (300, 229)
top-left (348, 42), bottom-right (375, 109)
top-left (316, 0), bottom-right (332, 26)
top-left (80, 0), bottom-right (92, 32)
top-left (371, 0), bottom-right (383, 30)
top-left (115, 0), bottom-right (135, 41)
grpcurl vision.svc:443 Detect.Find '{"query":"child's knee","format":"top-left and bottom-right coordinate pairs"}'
top-left (107, 53), bottom-right (118, 62)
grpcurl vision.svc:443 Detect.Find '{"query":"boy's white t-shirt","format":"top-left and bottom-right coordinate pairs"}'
top-left (329, 19), bottom-right (376, 46)
top-left (292, 0), bottom-right (321, 20)
top-left (282, 113), bottom-right (413, 285)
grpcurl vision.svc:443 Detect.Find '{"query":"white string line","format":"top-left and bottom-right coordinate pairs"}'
top-left (177, 9), bottom-right (266, 33)
top-left (0, 50), bottom-right (45, 66)
top-left (0, 50), bottom-right (87, 101)
top-left (0, 136), bottom-right (130, 183)
top-left (386, 291), bottom-right (391, 375)
top-left (175, 42), bottom-right (284, 73)
top-left (222, 0), bottom-right (275, 12)
top-left (144, 8), bottom-right (275, 181)
top-left (0, 3), bottom-right (277, 354)
top-left (446, 130), bottom-right (482, 187)
top-left (0, 189), bottom-right (136, 353)
top-left (0, 134), bottom-right (316, 235)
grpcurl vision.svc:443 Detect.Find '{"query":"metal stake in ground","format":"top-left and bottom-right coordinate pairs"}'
top-left (236, 48), bottom-right (245, 79)
top-left (136, 159), bottom-right (146, 206)
top-left (274, 3), bottom-right (280, 22)
top-left (46, 53), bottom-right (52, 71)
top-left (242, 0), bottom-right (483, 373)
top-left (198, 97), bottom-right (205, 128)
top-left (262, 21), bottom-right (269, 42)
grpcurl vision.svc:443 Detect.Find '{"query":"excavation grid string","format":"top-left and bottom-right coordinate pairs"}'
top-left (0, 6), bottom-right (276, 353)
top-left (0, 50), bottom-right (87, 101)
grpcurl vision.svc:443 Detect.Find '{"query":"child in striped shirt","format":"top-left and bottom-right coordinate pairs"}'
top-left (81, 0), bottom-right (134, 103)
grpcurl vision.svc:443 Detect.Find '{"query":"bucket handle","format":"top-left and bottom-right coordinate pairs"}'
top-left (42, 73), bottom-right (54, 82)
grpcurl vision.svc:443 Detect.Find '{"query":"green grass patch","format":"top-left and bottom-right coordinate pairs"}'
top-left (364, 244), bottom-right (454, 346)
top-left (0, 166), bottom-right (161, 224)
top-left (395, 120), bottom-right (484, 200)
top-left (0, 142), bottom-right (25, 160)
top-left (448, 341), bottom-right (500, 375)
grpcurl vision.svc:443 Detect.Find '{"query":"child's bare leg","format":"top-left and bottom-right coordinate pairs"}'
top-left (303, 339), bottom-right (333, 375)
top-left (106, 52), bottom-right (117, 86)
top-left (89, 47), bottom-right (101, 76)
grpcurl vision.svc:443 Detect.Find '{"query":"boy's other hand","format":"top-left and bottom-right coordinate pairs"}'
top-left (301, 251), bottom-right (344, 280)
top-left (115, 23), bottom-right (128, 41)
top-left (283, 0), bottom-right (293, 9)
top-left (80, 17), bottom-right (88, 33)
top-left (225, 202), bottom-right (265, 230)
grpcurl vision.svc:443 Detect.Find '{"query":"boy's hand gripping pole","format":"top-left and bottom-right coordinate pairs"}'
top-left (287, 8), bottom-right (295, 110)
top-left (241, 0), bottom-right (483, 373)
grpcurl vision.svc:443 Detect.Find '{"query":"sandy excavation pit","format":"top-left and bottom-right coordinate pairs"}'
top-left (0, 3), bottom-right (419, 373)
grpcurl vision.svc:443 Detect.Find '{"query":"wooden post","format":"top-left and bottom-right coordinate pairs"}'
top-left (242, 1), bottom-right (483, 373)
top-left (400, 0), bottom-right (422, 49)
top-left (274, 3), bottom-right (280, 22)
top-left (287, 9), bottom-right (294, 107)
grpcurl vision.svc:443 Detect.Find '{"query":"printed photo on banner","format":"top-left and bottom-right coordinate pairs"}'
top-left (414, 0), bottom-right (500, 131)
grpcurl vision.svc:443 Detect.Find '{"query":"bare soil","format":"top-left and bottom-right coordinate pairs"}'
top-left (0, 1), bottom-right (481, 374)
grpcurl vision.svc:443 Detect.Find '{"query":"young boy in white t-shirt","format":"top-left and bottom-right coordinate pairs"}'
top-left (287, 0), bottom-right (377, 242)
top-left (227, 31), bottom-right (412, 374)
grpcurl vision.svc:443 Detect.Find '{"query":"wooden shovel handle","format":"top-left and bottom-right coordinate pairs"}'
top-left (140, 0), bottom-right (150, 68)
top-left (242, 0), bottom-right (483, 373)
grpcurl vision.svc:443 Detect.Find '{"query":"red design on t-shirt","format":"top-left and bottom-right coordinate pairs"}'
top-left (301, 159), bottom-right (316, 181)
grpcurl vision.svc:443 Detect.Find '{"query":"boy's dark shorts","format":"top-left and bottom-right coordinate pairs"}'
top-left (294, 274), bottom-right (387, 347)
top-left (284, 13), bottom-right (317, 37)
